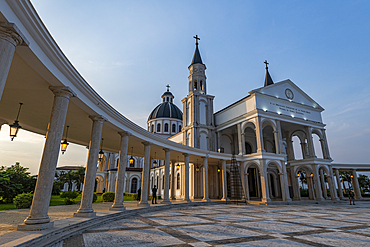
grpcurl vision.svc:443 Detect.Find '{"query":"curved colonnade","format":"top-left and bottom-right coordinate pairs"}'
top-left (0, 1), bottom-right (232, 230)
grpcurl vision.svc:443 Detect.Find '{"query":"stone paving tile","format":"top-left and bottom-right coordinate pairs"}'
top-left (83, 228), bottom-right (186, 246)
top-left (234, 220), bottom-right (319, 234)
top-left (217, 238), bottom-right (312, 246)
top-left (295, 231), bottom-right (370, 247)
top-left (146, 216), bottom-right (214, 226)
top-left (173, 224), bottom-right (263, 242)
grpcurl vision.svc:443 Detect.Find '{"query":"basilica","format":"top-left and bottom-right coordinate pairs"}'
top-left (96, 37), bottom-right (338, 203)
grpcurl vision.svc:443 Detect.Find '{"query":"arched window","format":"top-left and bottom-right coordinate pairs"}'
top-left (172, 124), bottom-right (176, 133)
top-left (151, 124), bottom-right (154, 132)
top-left (245, 142), bottom-right (252, 154)
top-left (177, 173), bottom-right (180, 190)
top-left (200, 80), bottom-right (203, 90)
top-left (157, 123), bottom-right (161, 132)
top-left (164, 123), bottom-right (169, 132)
top-left (131, 178), bottom-right (138, 193)
top-left (166, 97), bottom-right (169, 102)
top-left (194, 80), bottom-right (198, 90)
top-left (162, 175), bottom-right (165, 188)
top-left (179, 125), bottom-right (182, 132)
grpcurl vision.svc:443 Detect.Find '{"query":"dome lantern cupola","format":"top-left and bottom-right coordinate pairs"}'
top-left (161, 84), bottom-right (174, 103)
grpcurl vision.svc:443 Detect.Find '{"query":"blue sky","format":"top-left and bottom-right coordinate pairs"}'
top-left (1, 1), bottom-right (369, 174)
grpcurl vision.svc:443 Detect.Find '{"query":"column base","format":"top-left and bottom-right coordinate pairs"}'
top-left (355, 197), bottom-right (363, 200)
top-left (261, 198), bottom-right (271, 203)
top-left (73, 212), bottom-right (96, 217)
top-left (138, 201), bottom-right (150, 207)
top-left (17, 221), bottom-right (54, 231)
top-left (202, 198), bottom-right (211, 202)
top-left (339, 196), bottom-right (345, 200)
top-left (109, 205), bottom-right (126, 211)
top-left (170, 197), bottom-right (176, 200)
top-left (284, 198), bottom-right (292, 202)
top-left (315, 197), bottom-right (325, 201)
top-left (184, 199), bottom-right (192, 203)
top-left (220, 198), bottom-right (229, 201)
top-left (160, 200), bottom-right (171, 205)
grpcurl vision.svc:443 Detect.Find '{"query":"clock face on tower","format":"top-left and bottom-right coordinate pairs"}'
top-left (285, 88), bottom-right (294, 100)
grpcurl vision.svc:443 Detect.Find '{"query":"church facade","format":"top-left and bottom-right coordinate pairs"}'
top-left (99, 37), bottom-right (337, 203)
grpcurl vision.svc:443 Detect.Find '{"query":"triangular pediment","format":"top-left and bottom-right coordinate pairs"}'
top-left (250, 79), bottom-right (324, 110)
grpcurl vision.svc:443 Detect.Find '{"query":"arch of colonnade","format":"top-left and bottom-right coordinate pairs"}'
top-left (0, 1), bottom-right (233, 230)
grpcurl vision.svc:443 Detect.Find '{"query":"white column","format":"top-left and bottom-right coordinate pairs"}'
top-left (319, 169), bottom-right (327, 199)
top-left (170, 159), bottom-right (176, 199)
top-left (334, 168), bottom-right (344, 199)
top-left (237, 123), bottom-right (243, 155)
top-left (327, 175), bottom-right (337, 201)
top-left (305, 127), bottom-right (316, 158)
top-left (290, 167), bottom-right (300, 200)
top-left (255, 117), bottom-right (265, 153)
top-left (322, 129), bottom-right (331, 159)
top-left (111, 131), bottom-right (130, 211)
top-left (0, 23), bottom-right (27, 100)
top-left (307, 177), bottom-right (315, 200)
top-left (74, 115), bottom-right (105, 217)
top-left (241, 133), bottom-right (246, 154)
top-left (260, 162), bottom-right (271, 203)
top-left (202, 156), bottom-right (210, 202)
top-left (139, 142), bottom-right (151, 207)
top-left (285, 131), bottom-right (294, 160)
top-left (19, 87), bottom-right (75, 230)
top-left (351, 169), bottom-right (363, 200)
top-left (161, 148), bottom-right (171, 204)
top-left (183, 153), bottom-right (191, 202)
top-left (240, 162), bottom-right (247, 199)
top-left (245, 172), bottom-right (250, 201)
top-left (313, 165), bottom-right (324, 201)
top-left (221, 160), bottom-right (227, 201)
top-left (281, 162), bottom-right (292, 201)
top-left (273, 131), bottom-right (280, 154)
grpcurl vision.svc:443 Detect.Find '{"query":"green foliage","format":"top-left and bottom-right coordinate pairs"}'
top-left (149, 195), bottom-right (161, 200)
top-left (13, 192), bottom-right (33, 209)
top-left (52, 181), bottom-right (62, 195)
top-left (300, 189), bottom-right (308, 197)
top-left (358, 174), bottom-right (370, 191)
top-left (123, 192), bottom-right (138, 200)
top-left (102, 192), bottom-right (115, 202)
top-left (93, 193), bottom-right (97, 203)
top-left (60, 191), bottom-right (79, 199)
top-left (55, 167), bottom-right (85, 192)
top-left (60, 190), bottom-right (78, 204)
top-left (0, 163), bottom-right (36, 203)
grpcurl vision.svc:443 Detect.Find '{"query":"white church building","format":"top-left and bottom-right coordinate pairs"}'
top-left (97, 36), bottom-right (346, 203)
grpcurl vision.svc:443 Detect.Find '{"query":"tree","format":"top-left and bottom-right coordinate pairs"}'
top-left (358, 174), bottom-right (370, 192)
top-left (0, 163), bottom-right (36, 203)
top-left (73, 167), bottom-right (85, 191)
top-left (59, 170), bottom-right (76, 191)
top-left (339, 171), bottom-right (352, 191)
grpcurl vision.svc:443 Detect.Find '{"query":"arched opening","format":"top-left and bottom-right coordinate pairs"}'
top-left (295, 166), bottom-right (315, 200)
top-left (312, 134), bottom-right (323, 159)
top-left (131, 177), bottom-right (138, 193)
top-left (246, 165), bottom-right (261, 200)
top-left (157, 123), bottom-right (161, 132)
top-left (244, 125), bottom-right (257, 154)
top-left (292, 135), bottom-right (303, 160)
top-left (179, 125), bottom-right (182, 132)
top-left (164, 123), bottom-right (169, 132)
top-left (200, 80), bottom-right (204, 91)
top-left (172, 124), bottom-right (176, 133)
top-left (95, 175), bottom-right (104, 193)
top-left (151, 124), bottom-right (154, 133)
top-left (318, 167), bottom-right (329, 199)
top-left (267, 163), bottom-right (282, 200)
top-left (130, 158), bottom-right (135, 168)
top-left (262, 125), bottom-right (276, 153)
top-left (194, 80), bottom-right (198, 90)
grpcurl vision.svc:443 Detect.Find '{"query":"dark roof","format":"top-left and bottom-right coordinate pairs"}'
top-left (148, 102), bottom-right (183, 121)
top-left (264, 69), bottom-right (274, 87)
top-left (191, 45), bottom-right (203, 65)
top-left (56, 166), bottom-right (83, 170)
top-left (162, 91), bottom-right (173, 97)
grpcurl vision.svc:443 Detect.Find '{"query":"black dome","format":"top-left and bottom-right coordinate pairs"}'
top-left (148, 102), bottom-right (183, 121)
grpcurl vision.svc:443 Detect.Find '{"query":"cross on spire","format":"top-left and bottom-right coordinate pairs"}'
top-left (166, 84), bottom-right (170, 91)
top-left (264, 60), bottom-right (269, 69)
top-left (193, 35), bottom-right (200, 45)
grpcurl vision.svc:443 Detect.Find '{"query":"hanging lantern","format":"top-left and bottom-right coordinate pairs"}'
top-left (176, 164), bottom-right (180, 170)
top-left (98, 138), bottom-right (104, 162)
top-left (217, 168), bottom-right (221, 173)
top-left (310, 173), bottom-right (313, 177)
top-left (129, 147), bottom-right (134, 165)
top-left (196, 159), bottom-right (199, 172)
top-left (153, 152), bottom-right (157, 167)
top-left (61, 125), bottom-right (69, 154)
top-left (9, 103), bottom-right (23, 141)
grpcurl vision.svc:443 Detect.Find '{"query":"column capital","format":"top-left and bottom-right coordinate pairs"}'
top-left (118, 130), bottom-right (131, 137)
top-left (0, 22), bottom-right (29, 47)
top-left (89, 115), bottom-right (106, 122)
top-left (49, 86), bottom-right (77, 98)
top-left (142, 141), bottom-right (152, 147)
top-left (163, 148), bottom-right (171, 152)
top-left (182, 153), bottom-right (189, 157)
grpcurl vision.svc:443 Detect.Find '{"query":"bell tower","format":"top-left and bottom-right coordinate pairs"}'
top-left (182, 36), bottom-right (215, 151)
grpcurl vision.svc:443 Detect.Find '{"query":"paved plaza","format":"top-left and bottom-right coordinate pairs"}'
top-left (56, 201), bottom-right (370, 247)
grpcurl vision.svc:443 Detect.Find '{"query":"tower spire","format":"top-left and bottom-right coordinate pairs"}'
top-left (264, 60), bottom-right (274, 87)
top-left (191, 35), bottom-right (203, 65)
